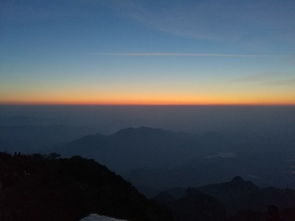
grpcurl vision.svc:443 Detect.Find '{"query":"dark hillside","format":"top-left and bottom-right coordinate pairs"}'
top-left (0, 153), bottom-right (171, 221)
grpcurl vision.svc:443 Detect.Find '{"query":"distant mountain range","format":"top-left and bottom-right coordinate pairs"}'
top-left (154, 176), bottom-right (295, 221)
top-left (0, 125), bottom-right (93, 153)
top-left (58, 127), bottom-right (295, 190)
top-left (60, 127), bottom-right (199, 170)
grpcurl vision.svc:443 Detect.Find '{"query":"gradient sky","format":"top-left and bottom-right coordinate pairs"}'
top-left (1, 0), bottom-right (295, 105)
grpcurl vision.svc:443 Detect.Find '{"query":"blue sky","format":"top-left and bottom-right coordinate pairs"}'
top-left (0, 0), bottom-right (295, 104)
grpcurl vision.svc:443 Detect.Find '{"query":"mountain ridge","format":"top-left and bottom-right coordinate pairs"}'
top-left (58, 126), bottom-right (295, 190)
top-left (0, 152), bottom-right (172, 221)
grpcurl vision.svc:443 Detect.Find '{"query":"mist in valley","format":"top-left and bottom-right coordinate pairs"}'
top-left (1, 105), bottom-right (294, 194)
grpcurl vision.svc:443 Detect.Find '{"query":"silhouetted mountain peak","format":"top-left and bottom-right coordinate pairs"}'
top-left (113, 127), bottom-right (169, 137)
top-left (199, 176), bottom-right (258, 191)
top-left (230, 176), bottom-right (245, 184)
top-left (195, 177), bottom-right (259, 206)
top-left (227, 177), bottom-right (258, 191)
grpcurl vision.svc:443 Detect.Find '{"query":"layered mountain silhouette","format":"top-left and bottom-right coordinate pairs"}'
top-left (0, 152), bottom-right (171, 221)
top-left (0, 125), bottom-right (92, 153)
top-left (59, 127), bottom-right (294, 190)
top-left (193, 176), bottom-right (295, 214)
top-left (154, 177), bottom-right (295, 221)
top-left (61, 127), bottom-right (198, 169)
top-left (1, 152), bottom-right (295, 221)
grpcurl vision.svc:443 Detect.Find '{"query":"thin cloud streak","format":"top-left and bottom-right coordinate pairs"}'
top-left (234, 72), bottom-right (295, 86)
top-left (102, 0), bottom-right (295, 45)
top-left (93, 52), bottom-right (265, 57)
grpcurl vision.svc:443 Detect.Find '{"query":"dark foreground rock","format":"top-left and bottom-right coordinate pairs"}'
top-left (0, 152), bottom-right (172, 221)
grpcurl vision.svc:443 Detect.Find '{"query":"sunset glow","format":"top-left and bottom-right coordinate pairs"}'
top-left (1, 0), bottom-right (295, 106)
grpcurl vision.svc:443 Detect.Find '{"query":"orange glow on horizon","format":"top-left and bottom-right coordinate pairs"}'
top-left (1, 87), bottom-right (295, 106)
top-left (1, 81), bottom-right (295, 106)
top-left (1, 97), bottom-right (295, 106)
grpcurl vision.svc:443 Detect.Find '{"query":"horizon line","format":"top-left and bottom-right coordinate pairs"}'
top-left (1, 103), bottom-right (295, 107)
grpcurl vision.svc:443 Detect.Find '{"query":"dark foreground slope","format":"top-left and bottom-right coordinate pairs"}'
top-left (0, 153), bottom-right (171, 221)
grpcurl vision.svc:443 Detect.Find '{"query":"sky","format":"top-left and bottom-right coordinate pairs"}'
top-left (0, 0), bottom-right (295, 105)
